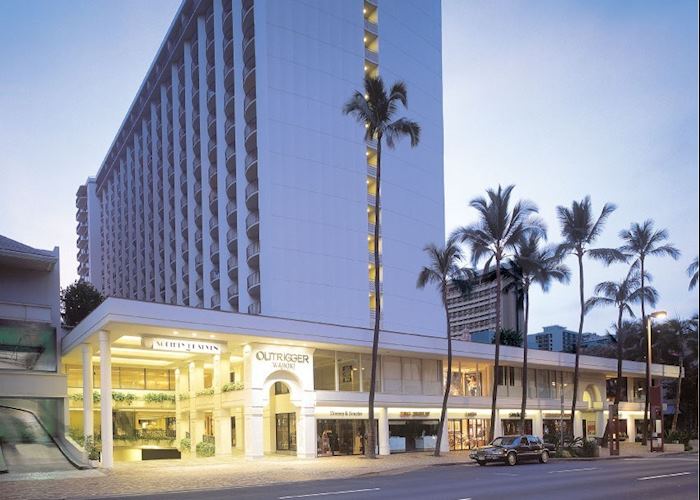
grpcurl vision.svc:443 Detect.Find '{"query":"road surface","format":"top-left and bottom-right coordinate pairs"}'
top-left (96, 453), bottom-right (698, 500)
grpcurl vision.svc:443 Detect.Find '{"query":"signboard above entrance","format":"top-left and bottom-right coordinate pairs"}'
top-left (145, 337), bottom-right (226, 354)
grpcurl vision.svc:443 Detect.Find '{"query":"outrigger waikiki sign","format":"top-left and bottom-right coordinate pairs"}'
top-left (255, 350), bottom-right (310, 370)
top-left (145, 337), bottom-right (226, 354)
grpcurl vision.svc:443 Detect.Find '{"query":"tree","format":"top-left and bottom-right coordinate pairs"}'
top-left (494, 328), bottom-right (523, 347)
top-left (417, 238), bottom-right (474, 456)
top-left (507, 233), bottom-right (570, 434)
top-left (619, 219), bottom-right (680, 444)
top-left (585, 268), bottom-right (657, 406)
top-left (556, 197), bottom-right (624, 437)
top-left (343, 75), bottom-right (420, 458)
top-left (61, 279), bottom-right (104, 327)
top-left (453, 185), bottom-right (542, 441)
top-left (688, 257), bottom-right (698, 291)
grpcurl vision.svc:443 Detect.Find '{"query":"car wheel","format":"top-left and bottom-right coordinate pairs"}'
top-left (539, 450), bottom-right (549, 464)
top-left (477, 460), bottom-right (486, 466)
top-left (506, 452), bottom-right (517, 466)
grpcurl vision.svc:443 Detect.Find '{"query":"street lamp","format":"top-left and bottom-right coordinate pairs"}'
top-left (646, 310), bottom-right (667, 452)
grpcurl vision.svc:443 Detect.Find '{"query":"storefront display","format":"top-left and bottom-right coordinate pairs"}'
top-left (316, 419), bottom-right (376, 456)
top-left (388, 419), bottom-right (439, 452)
top-left (501, 418), bottom-right (532, 435)
top-left (448, 418), bottom-right (489, 450)
top-left (543, 418), bottom-right (572, 443)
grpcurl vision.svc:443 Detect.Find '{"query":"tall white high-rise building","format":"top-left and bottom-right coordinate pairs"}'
top-left (76, 0), bottom-right (445, 336)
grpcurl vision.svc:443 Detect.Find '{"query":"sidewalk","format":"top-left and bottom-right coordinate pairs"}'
top-left (0, 452), bottom-right (475, 500)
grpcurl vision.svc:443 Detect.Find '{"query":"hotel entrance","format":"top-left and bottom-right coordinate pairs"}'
top-left (275, 412), bottom-right (297, 452)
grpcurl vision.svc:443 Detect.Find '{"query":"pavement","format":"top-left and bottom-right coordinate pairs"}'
top-left (0, 451), bottom-right (696, 500)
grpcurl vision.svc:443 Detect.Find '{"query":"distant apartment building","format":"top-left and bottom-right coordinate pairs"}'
top-left (446, 269), bottom-right (523, 340)
top-left (527, 325), bottom-right (609, 352)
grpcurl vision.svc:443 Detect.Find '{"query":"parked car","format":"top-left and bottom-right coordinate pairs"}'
top-left (469, 435), bottom-right (550, 466)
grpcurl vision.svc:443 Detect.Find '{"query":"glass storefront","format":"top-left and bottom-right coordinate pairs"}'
top-left (388, 419), bottom-right (439, 452)
top-left (276, 412), bottom-right (297, 451)
top-left (501, 418), bottom-right (532, 435)
top-left (543, 418), bottom-right (572, 444)
top-left (448, 418), bottom-right (490, 450)
top-left (65, 365), bottom-right (175, 391)
top-left (316, 419), bottom-right (376, 456)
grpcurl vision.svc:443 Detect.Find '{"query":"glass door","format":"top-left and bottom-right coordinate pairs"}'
top-left (276, 412), bottom-right (297, 451)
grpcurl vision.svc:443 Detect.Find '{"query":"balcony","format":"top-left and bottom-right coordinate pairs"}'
top-left (244, 123), bottom-right (257, 152)
top-left (195, 253), bottom-right (203, 272)
top-left (194, 182), bottom-right (202, 204)
top-left (194, 229), bottom-right (203, 250)
top-left (223, 10), bottom-right (233, 38)
top-left (209, 216), bottom-right (218, 238)
top-left (211, 293), bottom-right (221, 310)
top-left (206, 63), bottom-right (216, 88)
top-left (194, 205), bottom-right (202, 226)
top-left (244, 94), bottom-right (256, 122)
top-left (207, 113), bottom-right (217, 139)
top-left (246, 241), bottom-right (260, 267)
top-left (245, 180), bottom-right (258, 209)
top-left (243, 36), bottom-right (256, 70)
top-left (193, 135), bottom-right (201, 155)
top-left (245, 211), bottom-right (259, 238)
top-left (367, 192), bottom-right (376, 206)
top-left (224, 64), bottom-right (235, 88)
top-left (210, 268), bottom-right (220, 288)
top-left (364, 19), bottom-right (378, 35)
top-left (226, 228), bottom-right (237, 252)
top-left (210, 244), bottom-right (220, 265)
top-left (227, 282), bottom-right (239, 301)
top-left (180, 176), bottom-right (188, 197)
top-left (245, 153), bottom-right (258, 181)
top-left (227, 255), bottom-right (238, 278)
top-left (223, 38), bottom-right (233, 63)
top-left (195, 277), bottom-right (203, 296)
top-left (225, 146), bottom-right (235, 172)
top-left (225, 173), bottom-right (236, 198)
top-left (208, 165), bottom-right (218, 191)
top-left (224, 92), bottom-right (235, 120)
top-left (243, 65), bottom-right (256, 94)
top-left (225, 119), bottom-right (235, 144)
top-left (248, 301), bottom-right (261, 315)
top-left (247, 271), bottom-right (261, 295)
top-left (207, 90), bottom-right (216, 114)
top-left (242, 2), bottom-right (255, 40)
top-left (226, 200), bottom-right (237, 225)
top-left (364, 47), bottom-right (378, 64)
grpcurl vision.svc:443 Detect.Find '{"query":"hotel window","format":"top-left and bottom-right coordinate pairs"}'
top-left (382, 356), bottom-right (402, 394)
top-left (606, 377), bottom-right (628, 402)
top-left (66, 365), bottom-right (82, 388)
top-left (146, 369), bottom-right (172, 390)
top-left (360, 353), bottom-right (378, 392)
top-left (313, 350), bottom-right (336, 391)
top-left (119, 367), bottom-right (146, 390)
top-left (632, 378), bottom-right (646, 401)
top-left (421, 359), bottom-right (442, 396)
top-left (527, 368), bottom-right (537, 398)
top-left (401, 357), bottom-right (422, 394)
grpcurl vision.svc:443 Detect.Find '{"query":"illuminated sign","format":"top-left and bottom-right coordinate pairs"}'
top-left (254, 350), bottom-right (310, 370)
top-left (146, 337), bottom-right (225, 354)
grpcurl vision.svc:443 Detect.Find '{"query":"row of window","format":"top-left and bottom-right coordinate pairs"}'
top-left (66, 365), bottom-right (175, 391)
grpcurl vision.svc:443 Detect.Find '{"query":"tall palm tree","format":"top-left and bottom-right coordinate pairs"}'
top-left (453, 185), bottom-right (542, 441)
top-left (417, 239), bottom-right (474, 456)
top-left (556, 197), bottom-right (624, 437)
top-left (619, 219), bottom-right (680, 444)
top-left (585, 268), bottom-right (657, 406)
top-left (343, 75), bottom-right (420, 458)
top-left (507, 233), bottom-right (570, 434)
top-left (688, 257), bottom-right (699, 291)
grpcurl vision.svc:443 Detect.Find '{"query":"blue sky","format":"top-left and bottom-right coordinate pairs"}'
top-left (0, 0), bottom-right (697, 334)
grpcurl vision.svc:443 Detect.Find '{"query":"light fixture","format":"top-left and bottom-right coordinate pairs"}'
top-left (650, 310), bottom-right (667, 320)
top-left (192, 332), bottom-right (198, 337)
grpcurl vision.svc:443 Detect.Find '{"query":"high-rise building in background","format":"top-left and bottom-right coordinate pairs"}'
top-left (75, 0), bottom-right (445, 336)
top-left (527, 325), bottom-right (610, 352)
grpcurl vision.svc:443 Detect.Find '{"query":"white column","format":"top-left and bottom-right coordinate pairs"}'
top-left (189, 361), bottom-right (204, 454)
top-left (81, 344), bottom-right (94, 442)
top-left (98, 331), bottom-right (113, 468)
top-left (596, 412), bottom-right (606, 438)
top-left (296, 407), bottom-right (317, 459)
top-left (378, 407), bottom-right (390, 456)
top-left (626, 415), bottom-right (636, 441)
top-left (233, 408), bottom-right (244, 450)
top-left (244, 408), bottom-right (264, 459)
top-left (175, 367), bottom-right (182, 445)
top-left (440, 416), bottom-right (449, 453)
top-left (493, 412), bottom-right (503, 438)
top-left (532, 411), bottom-right (544, 438)
top-left (215, 408), bottom-right (232, 456)
top-left (574, 411), bottom-right (583, 439)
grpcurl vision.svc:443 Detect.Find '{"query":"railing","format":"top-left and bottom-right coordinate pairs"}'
top-left (248, 301), bottom-right (261, 315)
top-left (364, 48), bottom-right (378, 64)
top-left (246, 241), bottom-right (260, 262)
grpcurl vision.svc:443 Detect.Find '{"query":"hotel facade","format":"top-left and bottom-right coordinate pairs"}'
top-left (58, 0), bottom-right (680, 469)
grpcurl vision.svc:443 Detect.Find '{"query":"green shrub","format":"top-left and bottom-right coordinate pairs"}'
top-left (222, 382), bottom-right (244, 392)
top-left (144, 392), bottom-right (176, 403)
top-left (180, 437), bottom-right (191, 451)
top-left (111, 392), bottom-right (136, 405)
top-left (195, 388), bottom-right (215, 397)
top-left (665, 430), bottom-right (690, 445)
top-left (196, 439), bottom-right (215, 457)
top-left (178, 393), bottom-right (190, 401)
top-left (84, 435), bottom-right (101, 461)
top-left (93, 391), bottom-right (101, 403)
top-left (69, 393), bottom-right (84, 401)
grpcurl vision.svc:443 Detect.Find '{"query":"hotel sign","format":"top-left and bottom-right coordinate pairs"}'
top-left (146, 337), bottom-right (225, 354)
top-left (254, 350), bottom-right (310, 370)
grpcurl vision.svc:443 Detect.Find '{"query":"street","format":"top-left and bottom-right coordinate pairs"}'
top-left (96, 454), bottom-right (698, 500)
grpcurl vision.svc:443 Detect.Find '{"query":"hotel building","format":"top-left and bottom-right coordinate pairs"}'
top-left (60, 0), bottom-right (680, 469)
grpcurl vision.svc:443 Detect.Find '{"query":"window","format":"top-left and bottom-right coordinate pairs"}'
top-left (274, 382), bottom-right (290, 395)
top-left (401, 358), bottom-right (421, 394)
top-left (606, 377), bottom-right (628, 402)
top-left (361, 353), bottom-right (378, 392)
top-left (632, 378), bottom-right (646, 401)
top-left (119, 367), bottom-right (145, 389)
top-left (313, 350), bottom-right (336, 391)
top-left (146, 369), bottom-right (171, 390)
top-left (337, 353), bottom-right (361, 392)
top-left (382, 356), bottom-right (402, 394)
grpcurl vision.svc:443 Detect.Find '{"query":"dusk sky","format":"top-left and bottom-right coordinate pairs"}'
top-left (1, 0), bottom-right (697, 335)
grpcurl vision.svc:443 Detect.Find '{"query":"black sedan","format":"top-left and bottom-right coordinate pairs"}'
top-left (469, 435), bottom-right (550, 466)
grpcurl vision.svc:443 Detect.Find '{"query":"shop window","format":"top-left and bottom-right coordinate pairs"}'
top-left (317, 419), bottom-right (377, 456)
top-left (389, 419), bottom-right (439, 452)
top-left (119, 367), bottom-right (146, 390)
top-left (543, 418), bottom-right (572, 444)
top-left (501, 418), bottom-right (532, 435)
top-left (382, 356), bottom-right (402, 394)
top-left (448, 418), bottom-right (489, 450)
top-left (361, 353), bottom-right (378, 393)
top-left (421, 359), bottom-right (442, 395)
top-left (632, 379), bottom-right (646, 402)
top-left (337, 353), bottom-right (360, 392)
top-left (146, 369), bottom-right (172, 390)
top-left (606, 377), bottom-right (628, 402)
top-left (401, 358), bottom-right (421, 394)
top-left (313, 350), bottom-right (336, 390)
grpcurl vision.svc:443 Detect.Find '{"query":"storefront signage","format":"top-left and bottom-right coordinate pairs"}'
top-left (146, 337), bottom-right (224, 354)
top-left (508, 412), bottom-right (522, 418)
top-left (254, 350), bottom-right (310, 370)
top-left (329, 410), bottom-right (364, 418)
top-left (399, 411), bottom-right (431, 418)
top-left (466, 412), bottom-right (478, 418)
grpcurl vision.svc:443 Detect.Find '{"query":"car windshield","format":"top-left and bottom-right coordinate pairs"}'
top-left (490, 437), bottom-right (517, 446)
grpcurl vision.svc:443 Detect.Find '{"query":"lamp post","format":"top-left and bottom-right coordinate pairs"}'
top-left (645, 310), bottom-right (667, 452)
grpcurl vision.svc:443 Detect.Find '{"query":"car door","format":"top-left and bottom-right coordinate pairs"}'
top-left (527, 436), bottom-right (542, 457)
top-left (517, 437), bottom-right (531, 459)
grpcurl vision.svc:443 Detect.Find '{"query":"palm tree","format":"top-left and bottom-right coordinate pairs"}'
top-left (556, 197), bottom-right (624, 437)
top-left (688, 257), bottom-right (699, 291)
top-left (619, 219), bottom-right (680, 444)
top-left (585, 268), bottom-right (657, 406)
top-left (507, 233), bottom-right (570, 434)
top-left (453, 185), bottom-right (542, 441)
top-left (417, 238), bottom-right (474, 456)
top-left (343, 75), bottom-right (420, 458)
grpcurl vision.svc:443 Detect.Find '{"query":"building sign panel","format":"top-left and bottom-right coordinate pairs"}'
top-left (145, 337), bottom-right (225, 354)
top-left (254, 349), bottom-right (310, 370)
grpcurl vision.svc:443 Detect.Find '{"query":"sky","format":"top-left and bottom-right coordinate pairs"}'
top-left (0, 0), bottom-right (697, 335)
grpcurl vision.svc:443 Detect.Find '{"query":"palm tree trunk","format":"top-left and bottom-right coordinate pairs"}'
top-left (570, 251), bottom-right (584, 439)
top-left (615, 308), bottom-right (624, 406)
top-left (671, 346), bottom-right (683, 432)
top-left (366, 134), bottom-right (382, 459)
top-left (435, 289), bottom-right (451, 456)
top-left (519, 286), bottom-right (529, 434)
top-left (489, 258), bottom-right (503, 442)
top-left (640, 258), bottom-right (649, 446)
